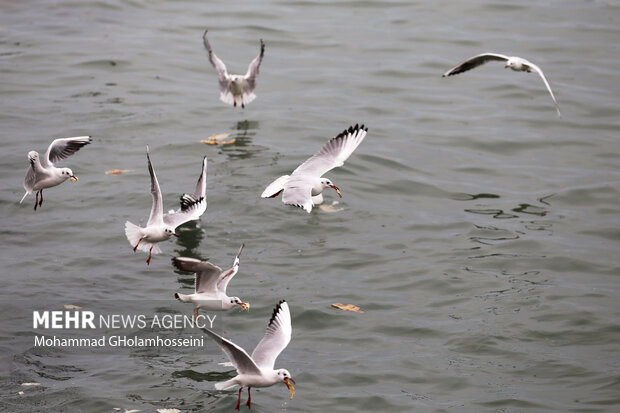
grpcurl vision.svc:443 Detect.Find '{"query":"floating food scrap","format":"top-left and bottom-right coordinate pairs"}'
top-left (64, 304), bottom-right (82, 310)
top-left (21, 383), bottom-right (41, 386)
top-left (201, 133), bottom-right (235, 145)
top-left (331, 303), bottom-right (364, 313)
top-left (157, 409), bottom-right (180, 413)
top-left (105, 169), bottom-right (132, 175)
top-left (318, 201), bottom-right (344, 213)
top-left (285, 377), bottom-right (295, 400)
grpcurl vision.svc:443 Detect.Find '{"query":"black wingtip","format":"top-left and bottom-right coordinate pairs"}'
top-left (268, 300), bottom-right (287, 326)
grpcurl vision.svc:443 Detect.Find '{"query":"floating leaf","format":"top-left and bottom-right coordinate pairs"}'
top-left (331, 303), bottom-right (364, 313)
top-left (105, 169), bottom-right (132, 175)
top-left (201, 133), bottom-right (235, 145)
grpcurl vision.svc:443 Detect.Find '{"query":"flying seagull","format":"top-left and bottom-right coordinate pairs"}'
top-left (203, 29), bottom-right (265, 108)
top-left (173, 243), bottom-right (249, 320)
top-left (125, 148), bottom-right (207, 264)
top-left (203, 300), bottom-right (295, 410)
top-left (261, 124), bottom-right (368, 213)
top-left (20, 136), bottom-right (92, 210)
top-left (442, 53), bottom-right (561, 117)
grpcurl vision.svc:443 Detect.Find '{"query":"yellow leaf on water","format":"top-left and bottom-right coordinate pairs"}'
top-left (331, 303), bottom-right (364, 313)
top-left (201, 133), bottom-right (235, 145)
top-left (105, 169), bottom-right (132, 175)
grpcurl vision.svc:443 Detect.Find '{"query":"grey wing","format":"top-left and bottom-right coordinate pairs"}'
top-left (244, 39), bottom-right (265, 92)
top-left (526, 62), bottom-right (562, 117)
top-left (43, 136), bottom-right (91, 167)
top-left (282, 175), bottom-right (314, 213)
top-left (146, 148), bottom-right (164, 226)
top-left (292, 124), bottom-right (368, 178)
top-left (251, 300), bottom-right (292, 370)
top-left (203, 329), bottom-right (262, 375)
top-left (217, 243), bottom-right (244, 293)
top-left (442, 53), bottom-right (509, 77)
top-left (172, 257), bottom-right (222, 294)
top-left (163, 155), bottom-right (208, 227)
top-left (202, 30), bottom-right (230, 90)
top-left (23, 164), bottom-right (37, 194)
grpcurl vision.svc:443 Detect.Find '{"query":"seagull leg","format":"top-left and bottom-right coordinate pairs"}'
top-left (146, 246), bottom-right (153, 265)
top-left (34, 191), bottom-right (39, 211)
top-left (233, 100), bottom-right (237, 107)
top-left (246, 387), bottom-right (251, 409)
top-left (193, 307), bottom-right (199, 322)
top-left (133, 238), bottom-right (143, 252)
top-left (39, 189), bottom-right (43, 207)
top-left (235, 387), bottom-right (242, 410)
top-left (241, 102), bottom-right (245, 109)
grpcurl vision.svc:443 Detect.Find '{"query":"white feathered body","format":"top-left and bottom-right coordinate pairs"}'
top-left (215, 370), bottom-right (281, 390)
top-left (124, 221), bottom-right (170, 254)
top-left (174, 292), bottom-right (236, 310)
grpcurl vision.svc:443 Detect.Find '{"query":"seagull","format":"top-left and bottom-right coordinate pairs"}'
top-left (261, 124), bottom-right (368, 213)
top-left (125, 148), bottom-right (208, 265)
top-left (173, 243), bottom-right (249, 320)
top-left (203, 29), bottom-right (265, 108)
top-left (20, 136), bottom-right (91, 210)
top-left (203, 300), bottom-right (295, 410)
top-left (442, 53), bottom-right (561, 117)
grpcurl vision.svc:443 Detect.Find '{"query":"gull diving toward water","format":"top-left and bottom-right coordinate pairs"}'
top-left (203, 29), bottom-right (265, 108)
top-left (203, 300), bottom-right (295, 410)
top-left (442, 53), bottom-right (561, 117)
top-left (261, 124), bottom-right (368, 213)
top-left (20, 136), bottom-right (92, 210)
top-left (125, 148), bottom-right (207, 265)
top-left (173, 243), bottom-right (249, 320)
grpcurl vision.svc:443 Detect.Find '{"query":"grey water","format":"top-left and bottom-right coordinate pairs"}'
top-left (1, 0), bottom-right (620, 412)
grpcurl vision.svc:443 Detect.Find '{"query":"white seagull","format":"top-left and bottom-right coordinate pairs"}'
top-left (203, 300), bottom-right (295, 410)
top-left (442, 53), bottom-right (561, 117)
top-left (125, 148), bottom-right (208, 265)
top-left (173, 243), bottom-right (250, 320)
top-left (203, 29), bottom-right (265, 108)
top-left (261, 124), bottom-right (368, 213)
top-left (20, 136), bottom-right (91, 210)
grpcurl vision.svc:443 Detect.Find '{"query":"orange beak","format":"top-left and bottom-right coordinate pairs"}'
top-left (284, 377), bottom-right (295, 399)
top-left (330, 185), bottom-right (342, 198)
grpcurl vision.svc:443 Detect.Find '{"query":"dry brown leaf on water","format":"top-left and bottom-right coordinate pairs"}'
top-left (105, 169), bottom-right (132, 175)
top-left (201, 133), bottom-right (235, 145)
top-left (331, 303), bottom-right (364, 313)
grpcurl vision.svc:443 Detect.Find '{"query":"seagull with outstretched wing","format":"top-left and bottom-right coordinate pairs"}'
top-left (203, 29), bottom-right (265, 108)
top-left (125, 147), bottom-right (208, 265)
top-left (203, 300), bottom-right (295, 410)
top-left (261, 124), bottom-right (368, 213)
top-left (442, 53), bottom-right (561, 117)
top-left (21, 136), bottom-right (91, 210)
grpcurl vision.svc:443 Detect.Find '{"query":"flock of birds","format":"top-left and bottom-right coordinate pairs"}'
top-left (19, 28), bottom-right (563, 410)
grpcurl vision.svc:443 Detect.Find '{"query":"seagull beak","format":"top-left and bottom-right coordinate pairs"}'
top-left (330, 185), bottom-right (342, 198)
top-left (69, 175), bottom-right (78, 183)
top-left (238, 302), bottom-right (250, 311)
top-left (173, 232), bottom-right (179, 237)
top-left (284, 377), bottom-right (295, 399)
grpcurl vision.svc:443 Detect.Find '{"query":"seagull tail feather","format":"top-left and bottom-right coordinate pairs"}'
top-left (215, 378), bottom-right (239, 391)
top-left (20, 192), bottom-right (29, 204)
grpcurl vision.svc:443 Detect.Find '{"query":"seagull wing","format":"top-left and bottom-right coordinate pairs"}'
top-left (281, 175), bottom-right (314, 213)
top-left (525, 62), bottom-right (562, 117)
top-left (217, 243), bottom-right (244, 293)
top-left (203, 328), bottom-right (262, 375)
top-left (292, 124), bottom-right (368, 178)
top-left (163, 156), bottom-right (208, 227)
top-left (442, 53), bottom-right (509, 77)
top-left (43, 136), bottom-right (91, 168)
top-left (23, 151), bottom-right (42, 195)
top-left (172, 257), bottom-right (222, 294)
top-left (146, 148), bottom-right (164, 226)
top-left (244, 39), bottom-right (265, 92)
top-left (251, 300), bottom-right (292, 370)
top-left (261, 175), bottom-right (290, 198)
top-left (203, 30), bottom-right (231, 92)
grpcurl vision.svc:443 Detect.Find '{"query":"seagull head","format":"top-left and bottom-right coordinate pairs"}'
top-left (277, 369), bottom-right (295, 399)
top-left (321, 178), bottom-right (342, 198)
top-left (164, 227), bottom-right (178, 238)
top-left (62, 168), bottom-right (78, 183)
top-left (231, 297), bottom-right (250, 311)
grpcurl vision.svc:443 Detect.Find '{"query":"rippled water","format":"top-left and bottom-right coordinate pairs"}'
top-left (1, 0), bottom-right (620, 412)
